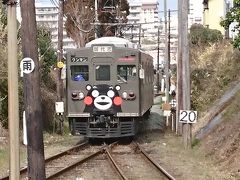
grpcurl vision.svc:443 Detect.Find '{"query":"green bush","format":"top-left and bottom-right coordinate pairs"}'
top-left (190, 24), bottom-right (223, 46)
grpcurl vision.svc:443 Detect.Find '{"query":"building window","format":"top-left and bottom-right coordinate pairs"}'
top-left (203, 0), bottom-right (209, 10)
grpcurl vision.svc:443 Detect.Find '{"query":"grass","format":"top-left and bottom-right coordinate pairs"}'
top-left (191, 41), bottom-right (240, 114)
top-left (222, 91), bottom-right (240, 120)
top-left (0, 143), bottom-right (27, 177)
top-left (140, 132), bottom-right (226, 180)
top-left (0, 132), bottom-right (82, 178)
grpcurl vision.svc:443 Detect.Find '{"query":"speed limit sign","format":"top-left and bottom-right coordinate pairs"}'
top-left (179, 110), bottom-right (197, 123)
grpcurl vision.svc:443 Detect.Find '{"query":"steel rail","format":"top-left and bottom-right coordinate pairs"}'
top-left (46, 141), bottom-right (119, 179)
top-left (46, 148), bottom-right (104, 179)
top-left (0, 141), bottom-right (89, 180)
top-left (134, 142), bottom-right (176, 180)
top-left (105, 147), bottom-right (128, 180)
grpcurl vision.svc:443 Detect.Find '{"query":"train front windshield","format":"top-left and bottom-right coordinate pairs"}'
top-left (95, 65), bottom-right (110, 81)
top-left (71, 65), bottom-right (89, 81)
top-left (117, 65), bottom-right (137, 82)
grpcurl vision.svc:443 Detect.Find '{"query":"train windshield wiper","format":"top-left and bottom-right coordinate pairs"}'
top-left (117, 75), bottom-right (127, 83)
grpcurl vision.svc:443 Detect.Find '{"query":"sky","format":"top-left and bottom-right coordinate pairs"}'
top-left (37, 0), bottom-right (178, 10)
top-left (36, 0), bottom-right (203, 18)
top-left (158, 0), bottom-right (178, 11)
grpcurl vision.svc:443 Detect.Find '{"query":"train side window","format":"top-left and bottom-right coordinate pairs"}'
top-left (96, 65), bottom-right (110, 81)
top-left (71, 65), bottom-right (89, 81)
top-left (117, 65), bottom-right (136, 82)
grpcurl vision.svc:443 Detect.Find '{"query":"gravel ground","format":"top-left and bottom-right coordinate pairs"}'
top-left (56, 95), bottom-right (227, 180)
top-left (136, 96), bottom-right (229, 180)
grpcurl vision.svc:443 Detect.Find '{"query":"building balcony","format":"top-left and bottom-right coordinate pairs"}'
top-left (36, 11), bottom-right (58, 15)
top-left (128, 16), bottom-right (140, 20)
top-left (129, 9), bottom-right (141, 13)
top-left (36, 17), bottom-right (58, 22)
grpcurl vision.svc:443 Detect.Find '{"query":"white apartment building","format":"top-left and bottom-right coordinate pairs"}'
top-left (35, 2), bottom-right (77, 50)
top-left (189, 0), bottom-right (203, 27)
top-left (125, 0), bottom-right (160, 44)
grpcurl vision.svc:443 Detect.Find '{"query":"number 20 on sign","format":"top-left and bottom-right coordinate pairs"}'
top-left (179, 110), bottom-right (197, 123)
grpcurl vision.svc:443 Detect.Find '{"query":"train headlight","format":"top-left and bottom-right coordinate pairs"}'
top-left (79, 92), bottom-right (85, 100)
top-left (122, 92), bottom-right (128, 99)
top-left (86, 85), bottom-right (92, 91)
top-left (115, 85), bottom-right (121, 91)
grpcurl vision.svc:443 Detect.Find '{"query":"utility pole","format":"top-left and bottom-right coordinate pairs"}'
top-left (181, 0), bottom-right (192, 148)
top-left (131, 24), bottom-right (133, 41)
top-left (164, 0), bottom-right (169, 103)
top-left (20, 0), bottom-right (46, 179)
top-left (95, 0), bottom-right (99, 38)
top-left (177, 0), bottom-right (183, 135)
top-left (138, 24), bottom-right (141, 48)
top-left (57, 0), bottom-right (64, 134)
top-left (225, 1), bottom-right (230, 39)
top-left (157, 27), bottom-right (160, 92)
top-left (5, 0), bottom-right (19, 179)
top-left (168, 9), bottom-right (173, 129)
top-left (168, 9), bottom-right (171, 74)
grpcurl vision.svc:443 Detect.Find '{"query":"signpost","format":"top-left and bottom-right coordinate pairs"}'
top-left (20, 57), bottom-right (35, 77)
top-left (179, 110), bottom-right (198, 124)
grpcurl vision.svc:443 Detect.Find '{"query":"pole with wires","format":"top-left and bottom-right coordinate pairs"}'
top-left (157, 27), bottom-right (160, 92)
top-left (95, 0), bottom-right (99, 38)
top-left (164, 0), bottom-right (169, 103)
top-left (20, 0), bottom-right (46, 178)
top-left (56, 0), bottom-right (64, 134)
top-left (5, 0), bottom-right (20, 178)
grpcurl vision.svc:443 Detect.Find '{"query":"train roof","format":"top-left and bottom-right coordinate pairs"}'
top-left (85, 37), bottom-right (138, 49)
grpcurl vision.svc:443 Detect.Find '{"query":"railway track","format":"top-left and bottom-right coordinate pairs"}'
top-left (105, 142), bottom-right (175, 180)
top-left (0, 141), bottom-right (89, 180)
top-left (1, 140), bottom-right (175, 180)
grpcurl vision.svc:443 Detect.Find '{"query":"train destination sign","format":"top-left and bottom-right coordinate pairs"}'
top-left (71, 56), bottom-right (88, 62)
top-left (93, 46), bottom-right (112, 53)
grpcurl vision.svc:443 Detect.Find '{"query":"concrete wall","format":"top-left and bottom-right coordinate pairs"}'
top-left (203, 0), bottom-right (226, 34)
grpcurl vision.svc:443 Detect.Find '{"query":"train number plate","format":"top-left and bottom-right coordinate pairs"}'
top-left (93, 46), bottom-right (112, 53)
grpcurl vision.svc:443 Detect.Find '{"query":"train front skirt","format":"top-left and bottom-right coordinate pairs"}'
top-left (69, 117), bottom-right (141, 138)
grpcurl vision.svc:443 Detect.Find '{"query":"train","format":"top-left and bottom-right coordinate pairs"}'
top-left (66, 37), bottom-right (154, 138)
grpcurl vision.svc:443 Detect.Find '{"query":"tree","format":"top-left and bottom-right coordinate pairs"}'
top-left (64, 0), bottom-right (129, 47)
top-left (220, 0), bottom-right (240, 49)
top-left (189, 24), bottom-right (223, 46)
top-left (64, 0), bottom-right (94, 47)
top-left (0, 2), bottom-right (8, 128)
top-left (37, 26), bottom-right (57, 85)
